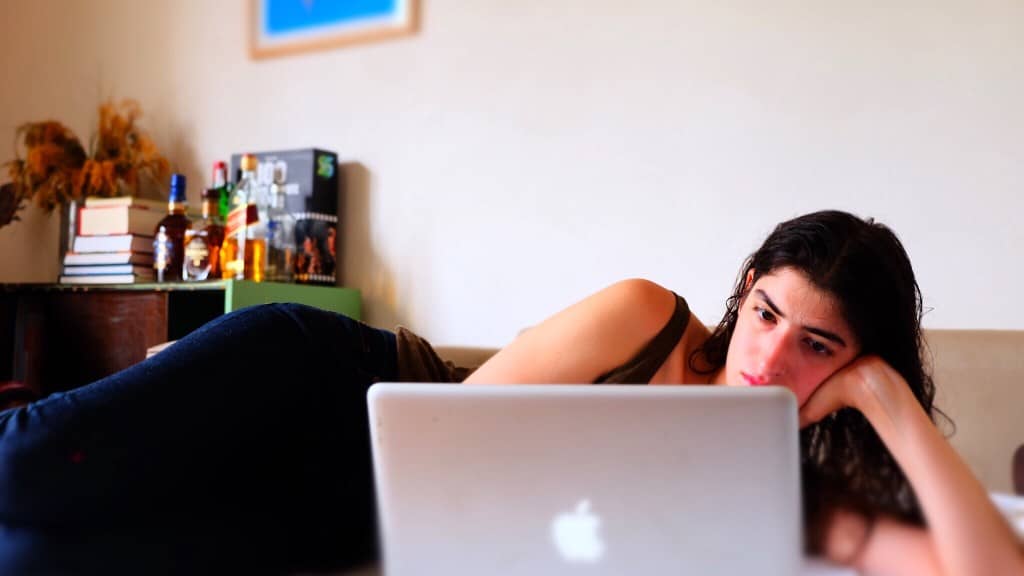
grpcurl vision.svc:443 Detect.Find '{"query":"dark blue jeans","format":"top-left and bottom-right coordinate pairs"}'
top-left (0, 303), bottom-right (397, 574)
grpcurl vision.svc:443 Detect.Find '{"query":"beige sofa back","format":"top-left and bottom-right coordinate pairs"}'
top-left (437, 329), bottom-right (1024, 492)
top-left (927, 330), bottom-right (1023, 493)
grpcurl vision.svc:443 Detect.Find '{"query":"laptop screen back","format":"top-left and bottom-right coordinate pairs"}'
top-left (368, 383), bottom-right (802, 576)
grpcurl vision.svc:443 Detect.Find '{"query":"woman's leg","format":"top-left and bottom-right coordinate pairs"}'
top-left (0, 303), bottom-right (395, 574)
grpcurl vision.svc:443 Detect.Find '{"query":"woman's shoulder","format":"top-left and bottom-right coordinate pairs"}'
top-left (601, 279), bottom-right (712, 340)
top-left (604, 278), bottom-right (674, 301)
top-left (464, 278), bottom-right (682, 384)
top-left (592, 278), bottom-right (679, 334)
top-left (593, 279), bottom-right (718, 384)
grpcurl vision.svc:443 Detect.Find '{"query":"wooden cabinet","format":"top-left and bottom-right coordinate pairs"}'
top-left (0, 280), bottom-right (361, 395)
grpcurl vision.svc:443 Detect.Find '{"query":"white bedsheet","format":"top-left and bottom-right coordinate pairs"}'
top-left (993, 492), bottom-right (1024, 541)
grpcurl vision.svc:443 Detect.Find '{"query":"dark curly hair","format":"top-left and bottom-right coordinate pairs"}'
top-left (690, 210), bottom-right (946, 552)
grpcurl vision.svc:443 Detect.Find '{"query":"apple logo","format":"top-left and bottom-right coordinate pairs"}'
top-left (551, 499), bottom-right (605, 563)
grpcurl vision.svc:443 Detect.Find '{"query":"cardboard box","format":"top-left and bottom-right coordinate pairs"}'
top-left (230, 148), bottom-right (340, 285)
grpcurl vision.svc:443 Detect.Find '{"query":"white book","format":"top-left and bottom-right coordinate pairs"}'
top-left (58, 274), bottom-right (155, 285)
top-left (63, 252), bottom-right (154, 266)
top-left (78, 205), bottom-right (166, 236)
top-left (72, 234), bottom-right (154, 254)
top-left (61, 264), bottom-right (155, 276)
top-left (83, 196), bottom-right (167, 210)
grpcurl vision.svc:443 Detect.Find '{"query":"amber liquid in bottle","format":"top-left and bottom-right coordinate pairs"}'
top-left (183, 191), bottom-right (225, 281)
top-left (153, 174), bottom-right (192, 283)
top-left (221, 154), bottom-right (266, 281)
top-left (221, 235), bottom-right (266, 281)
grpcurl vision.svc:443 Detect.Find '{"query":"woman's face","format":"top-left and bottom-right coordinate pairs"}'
top-left (716, 267), bottom-right (860, 406)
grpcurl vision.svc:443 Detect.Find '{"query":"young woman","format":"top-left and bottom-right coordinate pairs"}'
top-left (0, 210), bottom-right (1020, 574)
top-left (463, 210), bottom-right (1024, 575)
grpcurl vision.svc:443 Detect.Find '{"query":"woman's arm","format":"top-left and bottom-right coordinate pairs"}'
top-left (823, 508), bottom-right (943, 575)
top-left (803, 357), bottom-right (1024, 576)
top-left (463, 278), bottom-right (676, 384)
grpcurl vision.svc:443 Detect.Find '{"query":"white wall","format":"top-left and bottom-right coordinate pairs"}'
top-left (1, 0), bottom-right (1021, 346)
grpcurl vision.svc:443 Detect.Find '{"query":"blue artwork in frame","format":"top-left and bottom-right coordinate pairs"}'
top-left (250, 0), bottom-right (419, 58)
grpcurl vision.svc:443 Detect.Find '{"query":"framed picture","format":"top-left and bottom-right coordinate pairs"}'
top-left (250, 0), bottom-right (419, 59)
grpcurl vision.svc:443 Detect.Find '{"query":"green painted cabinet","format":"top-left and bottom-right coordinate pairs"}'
top-left (223, 280), bottom-right (361, 319)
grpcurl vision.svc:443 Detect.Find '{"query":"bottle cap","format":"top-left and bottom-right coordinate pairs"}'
top-left (212, 161), bottom-right (227, 186)
top-left (169, 173), bottom-right (187, 202)
top-left (240, 154), bottom-right (258, 172)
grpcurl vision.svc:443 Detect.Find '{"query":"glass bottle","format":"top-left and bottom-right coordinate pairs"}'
top-left (183, 187), bottom-right (226, 281)
top-left (221, 154), bottom-right (266, 281)
top-left (212, 161), bottom-right (231, 220)
top-left (265, 162), bottom-right (295, 282)
top-left (153, 173), bottom-right (191, 283)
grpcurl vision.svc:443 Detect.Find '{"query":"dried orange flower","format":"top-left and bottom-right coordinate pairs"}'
top-left (1, 99), bottom-right (171, 227)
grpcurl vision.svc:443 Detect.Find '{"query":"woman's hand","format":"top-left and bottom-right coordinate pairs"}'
top-left (798, 354), bottom-right (904, 429)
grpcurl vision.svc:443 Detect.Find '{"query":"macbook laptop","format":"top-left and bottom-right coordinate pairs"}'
top-left (367, 383), bottom-right (802, 575)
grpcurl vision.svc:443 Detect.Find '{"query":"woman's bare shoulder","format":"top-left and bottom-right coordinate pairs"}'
top-left (463, 278), bottom-right (679, 384)
top-left (609, 279), bottom-right (714, 349)
top-left (592, 278), bottom-right (678, 333)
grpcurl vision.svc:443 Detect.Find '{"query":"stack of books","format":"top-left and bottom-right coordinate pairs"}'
top-left (59, 197), bottom-right (166, 285)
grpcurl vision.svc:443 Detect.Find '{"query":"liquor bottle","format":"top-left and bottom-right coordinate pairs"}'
top-left (265, 163), bottom-right (295, 282)
top-left (212, 161), bottom-right (231, 220)
top-left (183, 187), bottom-right (226, 281)
top-left (153, 173), bottom-right (192, 283)
top-left (221, 154), bottom-right (266, 281)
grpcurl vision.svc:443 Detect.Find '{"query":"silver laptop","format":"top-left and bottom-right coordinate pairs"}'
top-left (367, 383), bottom-right (802, 576)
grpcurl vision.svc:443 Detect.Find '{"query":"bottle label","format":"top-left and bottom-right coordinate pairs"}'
top-left (223, 258), bottom-right (243, 277)
top-left (185, 235), bottom-right (210, 266)
top-left (184, 235), bottom-right (212, 280)
top-left (218, 184), bottom-right (233, 220)
top-left (226, 204), bottom-right (258, 237)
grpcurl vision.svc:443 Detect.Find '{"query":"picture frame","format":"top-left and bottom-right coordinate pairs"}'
top-left (250, 0), bottom-right (419, 59)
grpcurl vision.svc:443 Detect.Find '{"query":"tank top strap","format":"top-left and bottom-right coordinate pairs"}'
top-left (594, 293), bottom-right (691, 384)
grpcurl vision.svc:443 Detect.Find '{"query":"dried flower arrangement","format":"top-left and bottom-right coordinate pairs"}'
top-left (1, 99), bottom-right (171, 228)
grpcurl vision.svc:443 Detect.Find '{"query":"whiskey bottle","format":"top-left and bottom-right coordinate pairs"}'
top-left (265, 163), bottom-right (295, 282)
top-left (221, 154), bottom-right (266, 281)
top-left (212, 161), bottom-right (231, 220)
top-left (183, 187), bottom-right (226, 281)
top-left (153, 174), bottom-right (192, 283)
